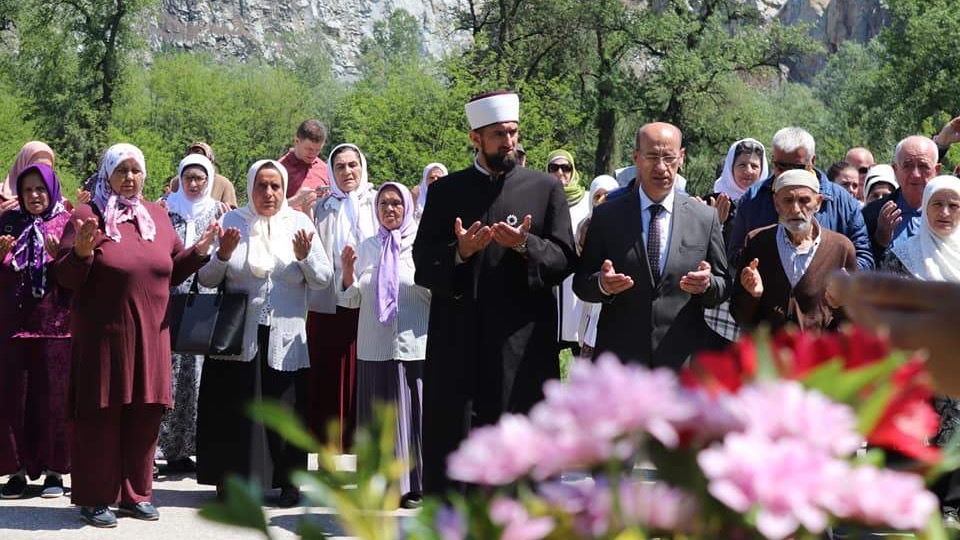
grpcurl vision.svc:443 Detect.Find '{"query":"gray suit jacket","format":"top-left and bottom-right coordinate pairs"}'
top-left (573, 187), bottom-right (730, 369)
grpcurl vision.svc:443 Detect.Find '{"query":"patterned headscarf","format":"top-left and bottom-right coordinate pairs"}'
top-left (7, 163), bottom-right (66, 298)
top-left (2, 141), bottom-right (56, 200)
top-left (374, 182), bottom-right (417, 325)
top-left (94, 143), bottom-right (156, 242)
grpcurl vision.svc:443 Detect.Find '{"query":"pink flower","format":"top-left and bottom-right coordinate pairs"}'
top-left (539, 480), bottom-right (612, 537)
top-left (528, 355), bottom-right (697, 477)
top-left (619, 479), bottom-right (698, 532)
top-left (698, 432), bottom-right (842, 540)
top-left (446, 414), bottom-right (550, 485)
top-left (728, 381), bottom-right (862, 456)
top-left (821, 465), bottom-right (938, 531)
top-left (489, 497), bottom-right (555, 540)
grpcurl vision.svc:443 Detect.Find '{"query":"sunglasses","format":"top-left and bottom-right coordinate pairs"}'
top-left (773, 161), bottom-right (808, 172)
top-left (857, 166), bottom-right (871, 175)
top-left (548, 163), bottom-right (573, 173)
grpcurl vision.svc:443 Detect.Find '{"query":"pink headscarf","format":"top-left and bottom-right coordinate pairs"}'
top-left (93, 143), bottom-right (156, 242)
top-left (2, 141), bottom-right (56, 200)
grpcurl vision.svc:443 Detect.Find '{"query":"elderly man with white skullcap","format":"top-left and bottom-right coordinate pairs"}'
top-left (731, 169), bottom-right (858, 332)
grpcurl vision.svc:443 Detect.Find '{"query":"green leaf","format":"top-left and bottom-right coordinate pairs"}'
top-left (249, 400), bottom-right (322, 453)
top-left (802, 353), bottom-right (903, 405)
top-left (197, 476), bottom-right (272, 539)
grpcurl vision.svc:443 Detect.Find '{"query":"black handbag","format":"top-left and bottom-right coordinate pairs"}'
top-left (167, 273), bottom-right (247, 356)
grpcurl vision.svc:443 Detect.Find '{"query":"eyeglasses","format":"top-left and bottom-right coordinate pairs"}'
top-left (773, 161), bottom-right (808, 172)
top-left (182, 174), bottom-right (208, 184)
top-left (548, 163), bottom-right (573, 173)
top-left (378, 200), bottom-right (404, 209)
top-left (643, 154), bottom-right (681, 166)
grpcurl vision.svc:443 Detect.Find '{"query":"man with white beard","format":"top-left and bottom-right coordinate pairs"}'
top-left (730, 169), bottom-right (858, 332)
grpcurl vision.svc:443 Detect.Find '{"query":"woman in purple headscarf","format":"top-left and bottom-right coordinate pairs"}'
top-left (0, 164), bottom-right (72, 499)
top-left (338, 182), bottom-right (430, 509)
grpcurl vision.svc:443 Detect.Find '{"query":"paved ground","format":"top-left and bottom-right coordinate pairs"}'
top-left (0, 456), bottom-right (415, 540)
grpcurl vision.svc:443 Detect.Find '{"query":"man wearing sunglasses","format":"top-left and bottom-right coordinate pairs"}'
top-left (844, 147), bottom-right (875, 203)
top-left (728, 127), bottom-right (873, 270)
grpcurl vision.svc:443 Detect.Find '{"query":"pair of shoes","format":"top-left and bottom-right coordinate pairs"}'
top-left (163, 457), bottom-right (196, 473)
top-left (276, 487), bottom-right (301, 508)
top-left (1, 475), bottom-right (27, 499)
top-left (944, 507), bottom-right (960, 530)
top-left (399, 491), bottom-right (423, 509)
top-left (40, 475), bottom-right (64, 498)
top-left (117, 501), bottom-right (160, 521)
top-left (81, 506), bottom-right (117, 528)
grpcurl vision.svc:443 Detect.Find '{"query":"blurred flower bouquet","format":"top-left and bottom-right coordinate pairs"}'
top-left (407, 327), bottom-right (954, 540)
top-left (201, 327), bottom-right (957, 540)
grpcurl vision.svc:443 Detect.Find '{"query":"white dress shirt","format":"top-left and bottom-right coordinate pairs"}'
top-left (638, 186), bottom-right (676, 277)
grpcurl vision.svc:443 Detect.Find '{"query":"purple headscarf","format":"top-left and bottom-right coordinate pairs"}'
top-left (375, 182), bottom-right (416, 325)
top-left (9, 163), bottom-right (65, 298)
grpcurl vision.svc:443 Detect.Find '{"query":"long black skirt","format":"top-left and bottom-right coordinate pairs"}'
top-left (196, 325), bottom-right (308, 490)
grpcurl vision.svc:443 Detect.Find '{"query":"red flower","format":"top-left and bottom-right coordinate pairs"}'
top-left (682, 337), bottom-right (757, 394)
top-left (771, 326), bottom-right (892, 379)
top-left (866, 359), bottom-right (941, 463)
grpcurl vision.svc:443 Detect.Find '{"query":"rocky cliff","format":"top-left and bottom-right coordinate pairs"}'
top-left (148, 0), bottom-right (889, 80)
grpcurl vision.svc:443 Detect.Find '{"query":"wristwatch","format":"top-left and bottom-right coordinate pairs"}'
top-left (512, 234), bottom-right (528, 255)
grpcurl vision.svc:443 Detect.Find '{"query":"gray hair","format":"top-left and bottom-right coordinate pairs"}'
top-left (771, 127), bottom-right (816, 162)
top-left (893, 135), bottom-right (938, 164)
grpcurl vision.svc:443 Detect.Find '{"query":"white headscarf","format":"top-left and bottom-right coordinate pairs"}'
top-left (713, 138), bottom-right (769, 201)
top-left (325, 143), bottom-right (377, 257)
top-left (235, 160), bottom-right (296, 278)
top-left (890, 175), bottom-right (960, 282)
top-left (416, 162), bottom-right (448, 214)
top-left (166, 154), bottom-right (216, 247)
top-left (94, 143), bottom-right (156, 242)
top-left (588, 175), bottom-right (619, 211)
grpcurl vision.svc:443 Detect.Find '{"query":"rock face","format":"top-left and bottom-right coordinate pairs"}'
top-left (148, 0), bottom-right (888, 80)
top-left (151, 0), bottom-right (467, 78)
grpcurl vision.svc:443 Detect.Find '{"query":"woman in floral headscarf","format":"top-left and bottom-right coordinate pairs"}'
top-left (53, 143), bottom-right (216, 528)
top-left (338, 182), bottom-right (430, 508)
top-left (0, 142), bottom-right (57, 215)
top-left (306, 143), bottom-right (378, 451)
top-left (0, 164), bottom-right (72, 500)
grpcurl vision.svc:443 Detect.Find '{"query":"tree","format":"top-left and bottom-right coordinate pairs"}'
top-left (9, 0), bottom-right (154, 175)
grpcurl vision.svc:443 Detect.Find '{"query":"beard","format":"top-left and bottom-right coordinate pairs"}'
top-left (780, 216), bottom-right (813, 235)
top-left (483, 149), bottom-right (518, 173)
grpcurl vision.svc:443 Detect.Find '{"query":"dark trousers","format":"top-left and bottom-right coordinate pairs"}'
top-left (70, 404), bottom-right (164, 507)
top-left (306, 308), bottom-right (359, 451)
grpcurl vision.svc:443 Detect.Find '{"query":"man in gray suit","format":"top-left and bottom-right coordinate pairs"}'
top-left (573, 122), bottom-right (731, 369)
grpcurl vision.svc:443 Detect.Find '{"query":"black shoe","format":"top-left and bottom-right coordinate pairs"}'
top-left (118, 501), bottom-right (160, 521)
top-left (162, 457), bottom-right (197, 474)
top-left (276, 487), bottom-right (300, 508)
top-left (41, 475), bottom-right (64, 498)
top-left (400, 491), bottom-right (423, 509)
top-left (1, 475), bottom-right (27, 499)
top-left (152, 462), bottom-right (159, 479)
top-left (81, 506), bottom-right (117, 528)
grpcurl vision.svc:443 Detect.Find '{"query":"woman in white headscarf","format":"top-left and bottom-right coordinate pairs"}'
top-left (575, 175), bottom-right (620, 359)
top-left (157, 154), bottom-right (226, 474)
top-left (881, 175), bottom-right (960, 507)
top-left (414, 162), bottom-right (447, 221)
top-left (53, 143), bottom-right (217, 528)
top-left (305, 143), bottom-right (377, 452)
top-left (196, 159), bottom-right (332, 507)
top-left (703, 138), bottom-right (768, 347)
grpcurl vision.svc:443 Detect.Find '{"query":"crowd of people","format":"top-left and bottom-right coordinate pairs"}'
top-left (3, 90), bottom-right (960, 529)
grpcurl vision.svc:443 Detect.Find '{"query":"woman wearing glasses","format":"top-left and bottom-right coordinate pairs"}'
top-left (547, 150), bottom-right (590, 355)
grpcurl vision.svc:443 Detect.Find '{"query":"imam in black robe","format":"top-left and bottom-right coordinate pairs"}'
top-left (413, 163), bottom-right (577, 494)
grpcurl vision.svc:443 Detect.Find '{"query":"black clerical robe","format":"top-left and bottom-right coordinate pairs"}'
top-left (413, 164), bottom-right (577, 494)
